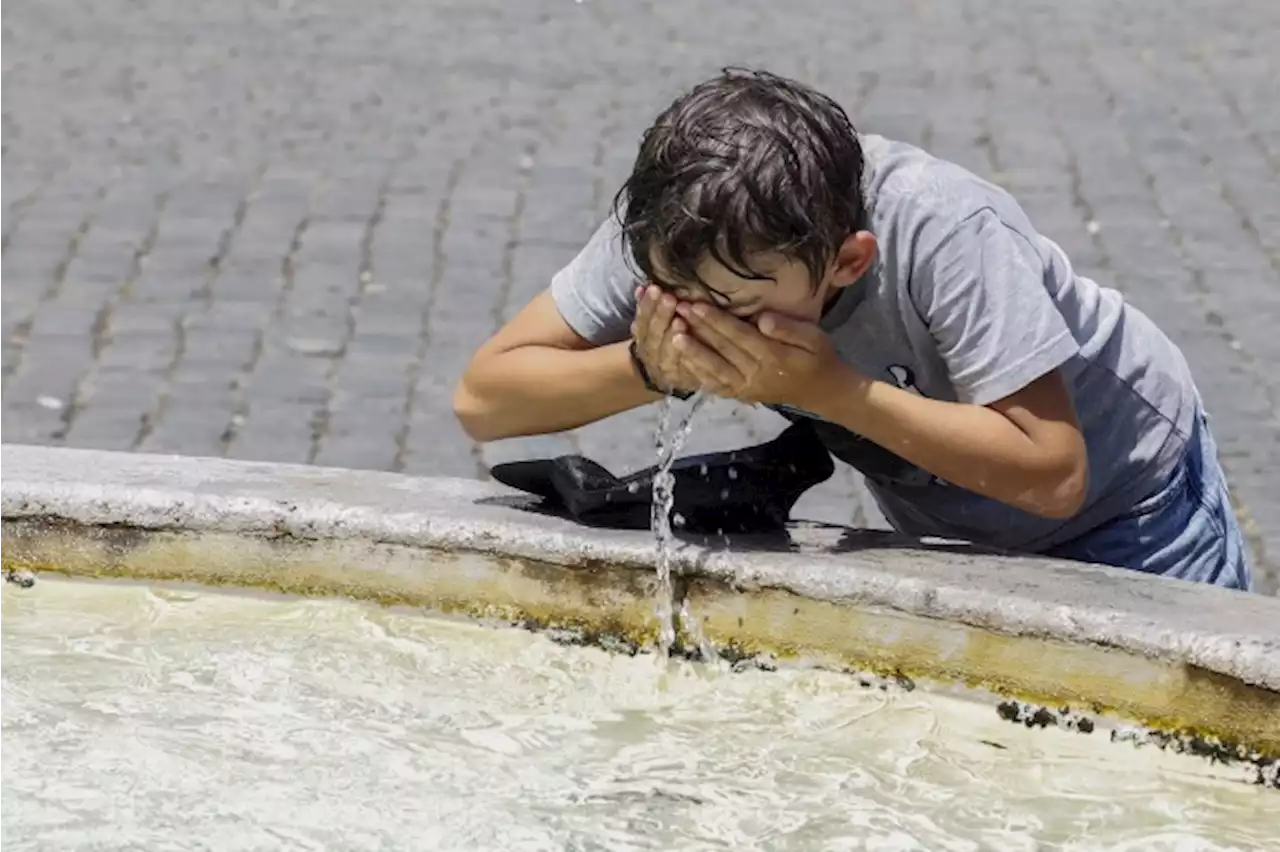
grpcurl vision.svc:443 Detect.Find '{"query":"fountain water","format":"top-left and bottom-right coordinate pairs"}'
top-left (4, 578), bottom-right (1268, 850)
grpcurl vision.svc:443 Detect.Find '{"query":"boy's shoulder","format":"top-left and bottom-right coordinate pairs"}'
top-left (859, 134), bottom-right (1036, 250)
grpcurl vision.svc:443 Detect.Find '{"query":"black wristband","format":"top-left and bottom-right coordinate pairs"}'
top-left (629, 340), bottom-right (694, 400)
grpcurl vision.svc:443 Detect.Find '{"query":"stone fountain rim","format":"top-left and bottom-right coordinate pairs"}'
top-left (2, 442), bottom-right (1277, 694)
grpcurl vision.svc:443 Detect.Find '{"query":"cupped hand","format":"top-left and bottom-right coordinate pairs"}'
top-left (631, 285), bottom-right (701, 394)
top-left (672, 302), bottom-right (842, 408)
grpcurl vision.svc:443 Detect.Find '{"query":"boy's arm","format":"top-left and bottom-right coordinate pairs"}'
top-left (457, 215), bottom-right (674, 441)
top-left (822, 207), bottom-right (1089, 517)
top-left (806, 362), bottom-right (1088, 518)
top-left (453, 290), bottom-right (662, 442)
top-left (679, 306), bottom-right (1089, 519)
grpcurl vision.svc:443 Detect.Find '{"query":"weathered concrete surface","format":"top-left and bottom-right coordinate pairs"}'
top-left (4, 0), bottom-right (1280, 593)
top-left (4, 443), bottom-right (1279, 759)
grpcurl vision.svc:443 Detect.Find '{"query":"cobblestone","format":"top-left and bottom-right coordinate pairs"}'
top-left (4, 0), bottom-right (1279, 592)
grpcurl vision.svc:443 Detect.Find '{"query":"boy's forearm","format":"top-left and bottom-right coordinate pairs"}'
top-left (806, 365), bottom-right (1087, 519)
top-left (454, 340), bottom-right (663, 441)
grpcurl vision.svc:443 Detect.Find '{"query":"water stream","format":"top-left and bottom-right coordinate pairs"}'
top-left (2, 579), bottom-right (1270, 851)
top-left (649, 393), bottom-right (708, 659)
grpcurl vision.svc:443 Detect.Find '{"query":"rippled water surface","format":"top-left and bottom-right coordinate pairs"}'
top-left (2, 579), bottom-right (1272, 851)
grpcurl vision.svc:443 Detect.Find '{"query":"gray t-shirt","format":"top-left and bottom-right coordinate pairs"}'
top-left (550, 134), bottom-right (1200, 552)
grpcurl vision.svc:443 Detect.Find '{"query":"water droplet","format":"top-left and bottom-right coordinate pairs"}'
top-left (699, 463), bottom-right (709, 477)
top-left (720, 488), bottom-right (730, 501)
top-left (672, 513), bottom-right (686, 528)
top-left (728, 467), bottom-right (738, 480)
top-left (627, 482), bottom-right (640, 494)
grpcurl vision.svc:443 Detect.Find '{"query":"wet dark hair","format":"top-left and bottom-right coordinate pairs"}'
top-left (613, 67), bottom-right (869, 300)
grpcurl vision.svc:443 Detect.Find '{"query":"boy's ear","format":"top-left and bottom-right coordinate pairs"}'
top-left (829, 231), bottom-right (878, 289)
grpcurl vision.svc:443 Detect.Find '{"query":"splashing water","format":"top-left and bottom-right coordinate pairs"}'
top-left (650, 393), bottom-right (708, 658)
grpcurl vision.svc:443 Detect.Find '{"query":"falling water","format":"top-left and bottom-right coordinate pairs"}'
top-left (649, 392), bottom-right (707, 658)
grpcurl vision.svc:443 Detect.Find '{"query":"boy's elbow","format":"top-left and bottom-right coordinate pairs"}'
top-left (1029, 451), bottom-right (1090, 520)
top-left (452, 380), bottom-right (504, 443)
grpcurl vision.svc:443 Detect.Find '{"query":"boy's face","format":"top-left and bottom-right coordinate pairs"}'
top-left (650, 230), bottom-right (877, 326)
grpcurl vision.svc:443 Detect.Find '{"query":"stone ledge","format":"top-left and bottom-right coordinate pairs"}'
top-left (3, 442), bottom-right (1279, 761)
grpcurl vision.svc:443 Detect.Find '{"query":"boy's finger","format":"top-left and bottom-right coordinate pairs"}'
top-left (633, 290), bottom-right (667, 361)
top-left (652, 291), bottom-right (678, 335)
top-left (633, 286), bottom-right (655, 332)
top-left (656, 318), bottom-right (686, 379)
top-left (757, 312), bottom-right (823, 352)
top-left (639, 288), bottom-right (675, 343)
top-left (677, 307), bottom-right (756, 372)
top-left (657, 316), bottom-right (686, 356)
top-left (678, 303), bottom-right (772, 364)
top-left (632, 291), bottom-right (650, 337)
top-left (675, 332), bottom-right (745, 388)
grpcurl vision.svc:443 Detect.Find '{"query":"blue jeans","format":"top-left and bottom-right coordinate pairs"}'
top-left (1047, 411), bottom-right (1252, 591)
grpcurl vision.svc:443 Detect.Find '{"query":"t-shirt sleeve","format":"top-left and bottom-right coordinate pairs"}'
top-left (549, 214), bottom-right (640, 346)
top-left (913, 207), bottom-right (1080, 406)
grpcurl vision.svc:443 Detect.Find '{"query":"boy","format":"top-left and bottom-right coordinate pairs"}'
top-left (453, 68), bottom-right (1252, 591)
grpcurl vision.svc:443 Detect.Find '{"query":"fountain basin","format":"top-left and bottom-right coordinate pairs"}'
top-left (3, 443), bottom-right (1278, 772)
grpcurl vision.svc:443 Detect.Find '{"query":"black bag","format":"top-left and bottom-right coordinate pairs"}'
top-left (771, 407), bottom-right (934, 487)
top-left (488, 420), bottom-right (836, 534)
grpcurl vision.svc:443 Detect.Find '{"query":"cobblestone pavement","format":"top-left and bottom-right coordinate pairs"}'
top-left (4, 0), bottom-right (1279, 592)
